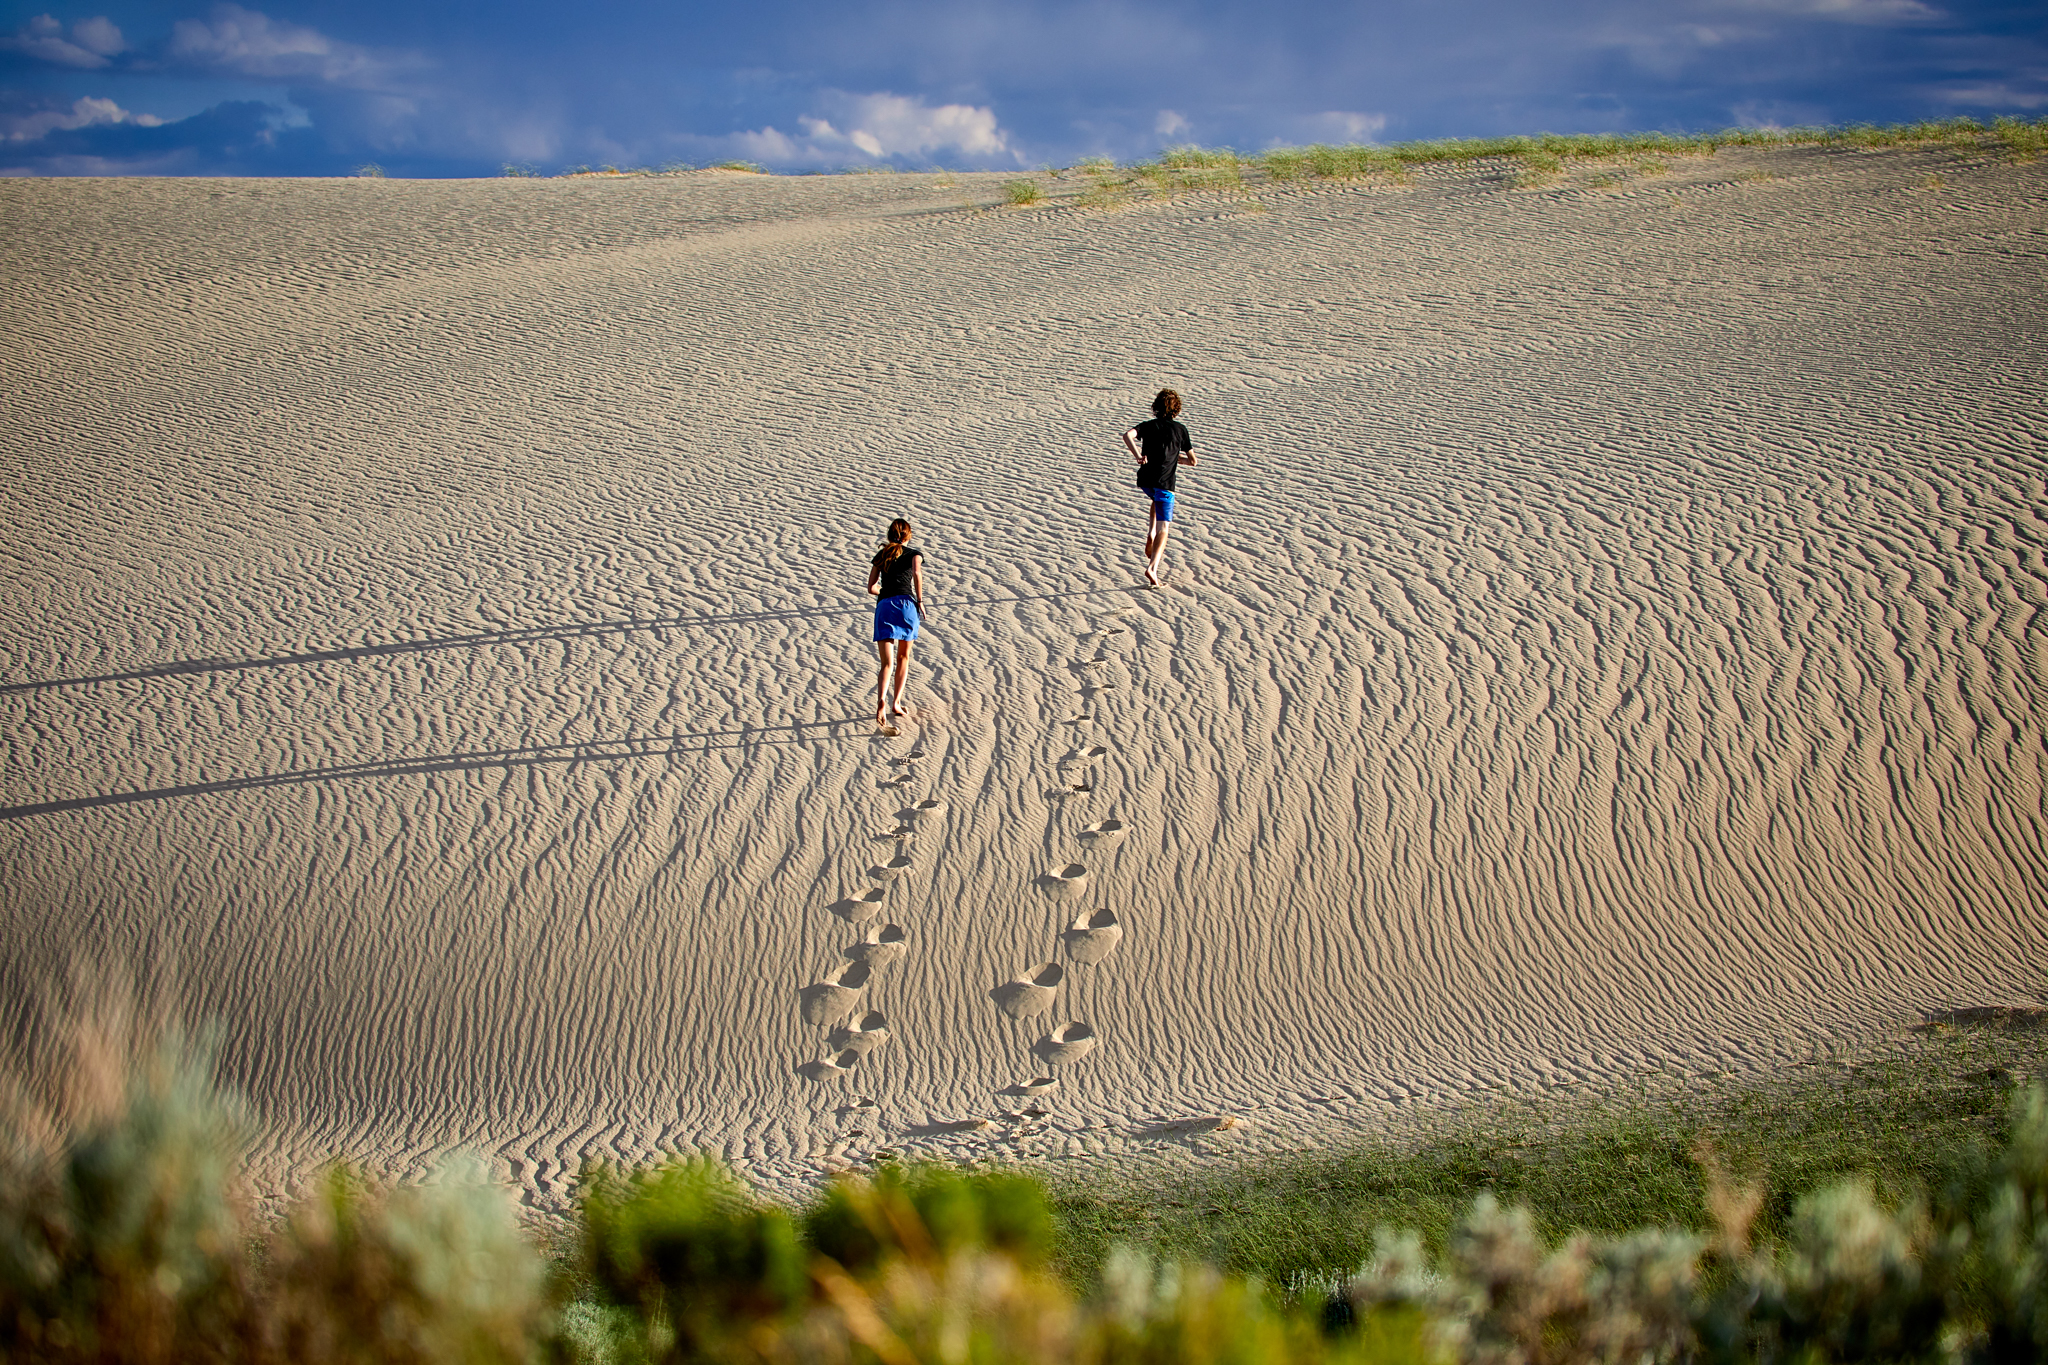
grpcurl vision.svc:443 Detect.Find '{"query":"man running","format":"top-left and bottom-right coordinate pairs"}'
top-left (1122, 388), bottom-right (1197, 587)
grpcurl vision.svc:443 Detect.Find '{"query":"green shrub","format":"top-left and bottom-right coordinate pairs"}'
top-left (262, 1162), bottom-right (543, 1364)
top-left (1004, 179), bottom-right (1043, 206)
top-left (0, 1029), bottom-right (255, 1364)
top-left (804, 1164), bottom-right (1054, 1274)
top-left (575, 1155), bottom-right (805, 1359)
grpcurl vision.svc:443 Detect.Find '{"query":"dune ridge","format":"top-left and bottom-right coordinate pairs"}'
top-left (2, 142), bottom-right (2045, 1198)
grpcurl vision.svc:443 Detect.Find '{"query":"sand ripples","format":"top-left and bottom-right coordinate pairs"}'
top-left (2, 148), bottom-right (2044, 1195)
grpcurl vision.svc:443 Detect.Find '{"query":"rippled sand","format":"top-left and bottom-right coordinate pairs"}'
top-left (3, 145), bottom-right (2045, 1198)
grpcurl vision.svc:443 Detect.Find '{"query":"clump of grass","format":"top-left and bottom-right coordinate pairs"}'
top-left (352, 163), bottom-right (385, 179)
top-left (499, 161), bottom-right (541, 178)
top-left (1993, 114), bottom-right (2048, 161)
top-left (712, 160), bottom-right (766, 173)
top-left (1511, 150), bottom-right (1564, 187)
top-left (1004, 178), bottom-right (1043, 206)
top-left (1260, 144), bottom-right (1405, 183)
top-left (1159, 145), bottom-right (1247, 191)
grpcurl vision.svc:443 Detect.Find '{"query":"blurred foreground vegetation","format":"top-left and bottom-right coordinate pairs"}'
top-left (5, 1004), bottom-right (2048, 1362)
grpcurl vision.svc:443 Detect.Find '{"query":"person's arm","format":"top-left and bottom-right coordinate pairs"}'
top-left (867, 563), bottom-right (882, 598)
top-left (911, 556), bottom-right (925, 614)
top-left (1178, 445), bottom-right (1197, 466)
top-left (1123, 427), bottom-right (1144, 463)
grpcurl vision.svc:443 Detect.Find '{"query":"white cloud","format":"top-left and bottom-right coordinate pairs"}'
top-left (1, 95), bottom-right (162, 142)
top-left (1155, 110), bottom-right (1190, 138)
top-left (732, 91), bottom-right (1013, 167)
top-left (1, 13), bottom-right (126, 68)
top-left (168, 3), bottom-right (420, 88)
top-left (1729, 0), bottom-right (1943, 23)
top-left (1302, 110), bottom-right (1387, 142)
top-left (1729, 97), bottom-right (1831, 127)
top-left (1934, 79), bottom-right (2048, 110)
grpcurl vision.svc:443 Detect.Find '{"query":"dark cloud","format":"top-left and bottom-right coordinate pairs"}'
top-left (0, 0), bottom-right (2041, 176)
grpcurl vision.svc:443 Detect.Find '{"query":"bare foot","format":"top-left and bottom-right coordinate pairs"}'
top-left (1144, 562), bottom-right (1161, 587)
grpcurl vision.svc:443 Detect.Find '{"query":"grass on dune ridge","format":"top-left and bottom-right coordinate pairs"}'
top-left (493, 115), bottom-right (2048, 187)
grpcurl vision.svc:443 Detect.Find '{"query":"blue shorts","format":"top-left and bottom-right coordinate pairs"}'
top-left (1145, 488), bottom-right (1176, 522)
top-left (874, 595), bottom-right (920, 642)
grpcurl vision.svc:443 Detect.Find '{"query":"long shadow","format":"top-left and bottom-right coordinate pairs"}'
top-left (1, 587), bottom-right (1137, 697)
top-left (0, 718), bottom-right (860, 822)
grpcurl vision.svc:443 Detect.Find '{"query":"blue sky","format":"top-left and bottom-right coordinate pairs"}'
top-left (3, 0), bottom-right (2044, 175)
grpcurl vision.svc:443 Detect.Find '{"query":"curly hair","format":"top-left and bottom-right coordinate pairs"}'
top-left (1153, 388), bottom-right (1182, 418)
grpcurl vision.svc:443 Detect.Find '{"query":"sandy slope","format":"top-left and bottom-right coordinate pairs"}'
top-left (2, 146), bottom-right (2045, 1200)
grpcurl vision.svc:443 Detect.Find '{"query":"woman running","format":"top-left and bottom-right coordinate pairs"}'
top-left (1123, 388), bottom-right (1197, 586)
top-left (866, 518), bottom-right (925, 729)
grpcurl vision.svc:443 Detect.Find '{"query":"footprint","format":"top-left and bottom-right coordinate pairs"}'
top-left (1061, 908), bottom-right (1123, 964)
top-left (1059, 744), bottom-right (1110, 767)
top-left (1035, 863), bottom-right (1090, 899)
top-left (872, 853), bottom-right (915, 881)
top-left (906, 798), bottom-right (946, 824)
top-left (1044, 781), bottom-right (1095, 799)
top-left (1063, 715), bottom-right (1093, 727)
top-left (800, 961), bottom-right (872, 1026)
top-left (871, 826), bottom-right (915, 842)
top-left (849, 923), bottom-right (908, 966)
top-left (829, 888), bottom-right (887, 924)
top-left (1034, 1022), bottom-right (1097, 1065)
top-left (908, 1118), bottom-right (995, 1135)
top-left (999, 1076), bottom-right (1059, 1097)
top-left (875, 725), bottom-right (900, 738)
top-left (828, 1010), bottom-right (891, 1057)
top-left (1082, 656), bottom-right (1111, 669)
top-left (990, 963), bottom-right (1063, 1019)
top-left (1134, 1114), bottom-right (1242, 1138)
top-left (1078, 818), bottom-right (1127, 846)
top-left (797, 1050), bottom-right (862, 1082)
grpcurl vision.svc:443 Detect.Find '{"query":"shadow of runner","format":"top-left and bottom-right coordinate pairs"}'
top-left (0, 586), bottom-right (1143, 696)
top-left (0, 718), bottom-right (860, 821)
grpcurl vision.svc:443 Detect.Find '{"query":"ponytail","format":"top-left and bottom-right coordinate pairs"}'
top-left (871, 518), bottom-right (914, 572)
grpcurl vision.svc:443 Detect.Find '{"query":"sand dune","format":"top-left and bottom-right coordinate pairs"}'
top-left (2, 144), bottom-right (2045, 1199)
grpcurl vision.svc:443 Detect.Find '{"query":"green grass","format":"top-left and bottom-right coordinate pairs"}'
top-left (1004, 178), bottom-right (1043, 206)
top-left (1044, 116), bottom-right (2048, 205)
top-left (1047, 1015), bottom-right (2047, 1291)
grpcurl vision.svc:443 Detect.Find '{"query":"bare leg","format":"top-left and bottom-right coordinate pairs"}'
top-left (1144, 510), bottom-right (1172, 586)
top-left (874, 642), bottom-right (893, 725)
top-left (888, 641), bottom-right (914, 716)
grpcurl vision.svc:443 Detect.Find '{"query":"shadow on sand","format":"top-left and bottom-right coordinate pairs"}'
top-left (0, 718), bottom-right (859, 822)
top-left (1, 587), bottom-right (1144, 697)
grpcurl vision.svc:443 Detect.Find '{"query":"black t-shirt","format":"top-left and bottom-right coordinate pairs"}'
top-left (877, 547), bottom-right (922, 599)
top-left (1134, 417), bottom-right (1193, 491)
